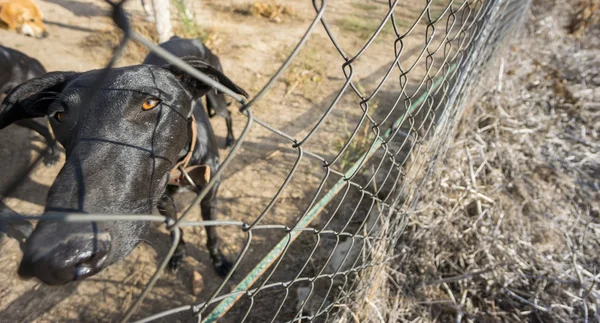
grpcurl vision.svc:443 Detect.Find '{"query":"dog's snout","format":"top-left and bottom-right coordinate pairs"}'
top-left (39, 30), bottom-right (49, 39)
top-left (18, 232), bottom-right (111, 285)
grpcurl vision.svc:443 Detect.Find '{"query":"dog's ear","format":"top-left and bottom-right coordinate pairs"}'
top-left (30, 1), bottom-right (44, 20)
top-left (165, 56), bottom-right (249, 100)
top-left (0, 2), bottom-right (19, 30)
top-left (0, 72), bottom-right (78, 129)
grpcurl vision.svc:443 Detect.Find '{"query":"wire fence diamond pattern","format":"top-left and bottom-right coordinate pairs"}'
top-left (0, 0), bottom-right (531, 321)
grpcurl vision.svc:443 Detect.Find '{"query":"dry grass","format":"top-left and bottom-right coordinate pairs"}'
top-left (569, 0), bottom-right (599, 37)
top-left (172, 0), bottom-right (217, 46)
top-left (335, 16), bottom-right (395, 41)
top-left (233, 0), bottom-right (294, 23)
top-left (340, 1), bottom-right (600, 322)
top-left (281, 38), bottom-right (326, 98)
top-left (81, 20), bottom-right (159, 62)
top-left (337, 0), bottom-right (459, 41)
top-left (81, 16), bottom-right (217, 62)
top-left (334, 96), bottom-right (380, 172)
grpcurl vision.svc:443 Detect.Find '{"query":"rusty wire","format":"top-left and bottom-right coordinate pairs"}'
top-left (0, 0), bottom-right (531, 321)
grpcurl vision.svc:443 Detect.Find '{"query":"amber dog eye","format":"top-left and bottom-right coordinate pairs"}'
top-left (142, 98), bottom-right (160, 111)
top-left (55, 112), bottom-right (64, 122)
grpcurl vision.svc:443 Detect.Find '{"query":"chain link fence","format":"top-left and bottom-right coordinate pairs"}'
top-left (0, 0), bottom-right (531, 321)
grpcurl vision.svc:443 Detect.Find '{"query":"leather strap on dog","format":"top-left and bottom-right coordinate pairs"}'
top-left (168, 116), bottom-right (211, 187)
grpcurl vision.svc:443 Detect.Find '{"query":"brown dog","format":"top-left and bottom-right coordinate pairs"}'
top-left (0, 0), bottom-right (48, 38)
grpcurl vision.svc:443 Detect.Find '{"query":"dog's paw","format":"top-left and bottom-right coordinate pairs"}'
top-left (225, 136), bottom-right (235, 148)
top-left (213, 257), bottom-right (233, 278)
top-left (11, 220), bottom-right (33, 243)
top-left (42, 149), bottom-right (60, 167)
top-left (168, 249), bottom-right (185, 272)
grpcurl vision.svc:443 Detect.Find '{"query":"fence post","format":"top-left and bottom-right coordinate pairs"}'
top-left (152, 0), bottom-right (173, 43)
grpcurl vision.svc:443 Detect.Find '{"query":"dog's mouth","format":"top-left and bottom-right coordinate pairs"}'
top-left (20, 24), bottom-right (34, 37)
top-left (19, 24), bottom-right (48, 38)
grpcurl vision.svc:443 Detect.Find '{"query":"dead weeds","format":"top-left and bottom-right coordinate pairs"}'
top-left (173, 0), bottom-right (217, 46)
top-left (233, 0), bottom-right (294, 23)
top-left (339, 1), bottom-right (600, 322)
top-left (281, 37), bottom-right (326, 98)
top-left (335, 16), bottom-right (395, 41)
top-left (334, 96), bottom-right (380, 172)
top-left (569, 0), bottom-right (599, 37)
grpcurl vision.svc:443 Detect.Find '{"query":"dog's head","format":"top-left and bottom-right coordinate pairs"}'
top-left (0, 0), bottom-right (48, 38)
top-left (0, 57), bottom-right (247, 284)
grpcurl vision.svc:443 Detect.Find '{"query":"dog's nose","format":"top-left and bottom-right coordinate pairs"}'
top-left (18, 233), bottom-right (111, 285)
top-left (39, 31), bottom-right (49, 39)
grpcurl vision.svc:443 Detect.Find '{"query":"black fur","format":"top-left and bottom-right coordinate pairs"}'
top-left (0, 57), bottom-right (248, 285)
top-left (143, 36), bottom-right (237, 147)
top-left (0, 45), bottom-right (59, 165)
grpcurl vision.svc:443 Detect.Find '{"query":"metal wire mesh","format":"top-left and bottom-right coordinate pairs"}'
top-left (0, 0), bottom-right (531, 321)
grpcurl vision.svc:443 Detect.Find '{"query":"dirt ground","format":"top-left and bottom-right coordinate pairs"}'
top-left (0, 0), bottom-right (459, 322)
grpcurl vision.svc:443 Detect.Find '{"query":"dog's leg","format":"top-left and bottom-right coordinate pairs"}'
top-left (200, 185), bottom-right (232, 277)
top-left (223, 112), bottom-right (235, 148)
top-left (206, 93), bottom-right (235, 148)
top-left (157, 187), bottom-right (186, 272)
top-left (14, 119), bottom-right (60, 166)
top-left (0, 201), bottom-right (32, 252)
top-left (204, 96), bottom-right (216, 118)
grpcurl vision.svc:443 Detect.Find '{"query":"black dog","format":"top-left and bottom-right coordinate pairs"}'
top-left (143, 36), bottom-right (237, 147)
top-left (0, 57), bottom-right (248, 285)
top-left (0, 45), bottom-right (60, 166)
